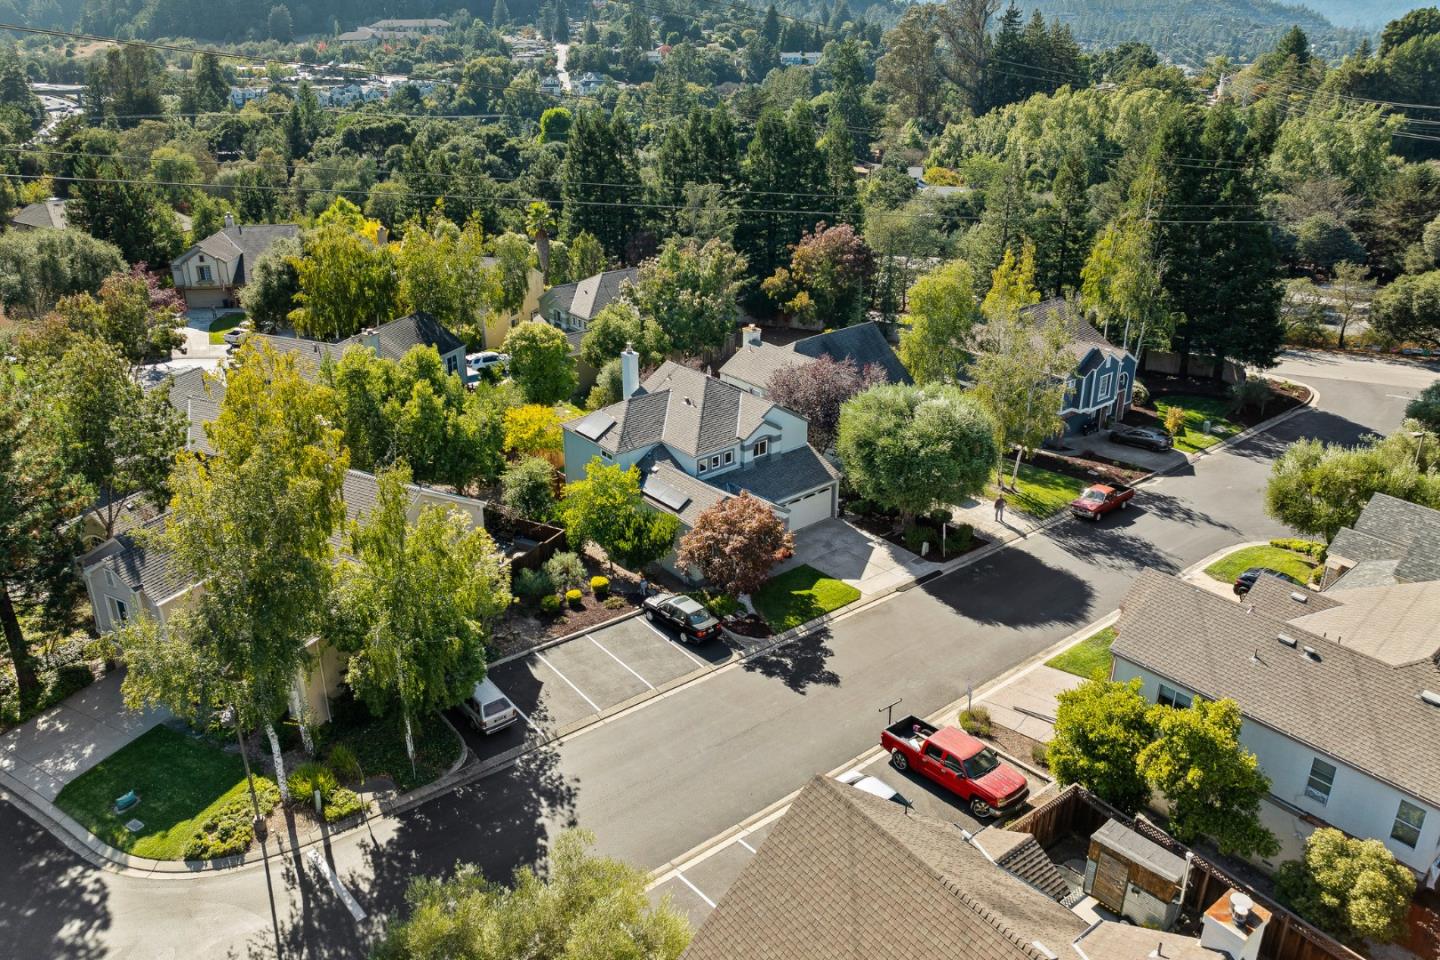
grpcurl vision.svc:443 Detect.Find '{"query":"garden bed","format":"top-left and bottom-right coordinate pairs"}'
top-left (846, 509), bottom-right (989, 562)
top-left (316, 693), bottom-right (464, 794)
top-left (492, 556), bottom-right (643, 659)
top-left (1029, 448), bottom-right (1147, 485)
top-left (1123, 377), bottom-right (1308, 453)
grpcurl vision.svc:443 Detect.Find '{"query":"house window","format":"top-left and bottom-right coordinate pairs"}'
top-left (1304, 758), bottom-right (1336, 805)
top-left (108, 596), bottom-right (129, 624)
top-left (1098, 372), bottom-right (1113, 397)
top-left (723, 450), bottom-right (734, 466)
top-left (697, 459), bottom-right (708, 474)
top-left (104, 569), bottom-right (114, 587)
top-left (197, 264), bottom-right (212, 282)
top-left (1392, 800), bottom-right (1426, 848)
top-left (446, 356), bottom-right (457, 375)
top-left (754, 438), bottom-right (769, 458)
top-left (710, 455), bottom-right (721, 469)
top-left (1157, 683), bottom-right (1192, 710)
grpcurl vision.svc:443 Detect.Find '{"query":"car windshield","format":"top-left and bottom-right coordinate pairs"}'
top-left (687, 610), bottom-right (713, 625)
top-left (964, 748), bottom-right (1001, 779)
top-left (1082, 490), bottom-right (1107, 502)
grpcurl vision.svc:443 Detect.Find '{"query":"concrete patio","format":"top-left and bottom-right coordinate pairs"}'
top-left (0, 670), bottom-right (170, 802)
top-left (777, 518), bottom-right (940, 598)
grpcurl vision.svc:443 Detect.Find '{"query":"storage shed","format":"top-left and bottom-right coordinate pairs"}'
top-left (1083, 819), bottom-right (1190, 930)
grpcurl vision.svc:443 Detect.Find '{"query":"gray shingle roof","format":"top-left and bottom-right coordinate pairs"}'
top-left (252, 312), bottom-right (465, 381)
top-left (189, 224), bottom-right (300, 284)
top-left (1328, 527), bottom-right (1405, 565)
top-left (1024, 299), bottom-right (1128, 363)
top-left (1242, 575), bottom-right (1340, 621)
top-left (164, 366), bottom-right (225, 415)
top-left (1330, 558), bottom-right (1402, 590)
top-left (541, 267), bottom-right (637, 322)
top-left (974, 827), bottom-right (1072, 902)
top-left (1113, 570), bottom-right (1440, 807)
top-left (792, 321), bottom-right (912, 385)
top-left (585, 362), bottom-right (781, 458)
top-left (713, 444), bottom-right (839, 504)
top-left (1328, 493), bottom-right (1440, 584)
top-left (638, 450), bottom-right (732, 528)
top-left (1291, 581), bottom-right (1440, 666)
top-left (717, 342), bottom-right (811, 392)
top-left (682, 775), bottom-right (1087, 960)
top-left (10, 198), bottom-right (68, 229)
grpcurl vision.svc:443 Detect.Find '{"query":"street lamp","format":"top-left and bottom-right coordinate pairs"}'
top-left (221, 704), bottom-right (267, 840)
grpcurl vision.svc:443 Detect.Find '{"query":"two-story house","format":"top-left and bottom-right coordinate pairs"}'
top-left (1026, 299), bottom-right (1138, 436)
top-left (537, 266), bottom-right (638, 387)
top-left (251, 311), bottom-right (467, 381)
top-left (718, 322), bottom-right (911, 399)
top-left (563, 348), bottom-right (841, 562)
top-left (76, 469), bottom-right (490, 725)
top-left (170, 216), bottom-right (300, 311)
top-left (1111, 568), bottom-right (1440, 885)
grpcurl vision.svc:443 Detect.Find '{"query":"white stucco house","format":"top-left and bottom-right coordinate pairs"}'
top-left (1111, 568), bottom-right (1440, 884)
top-left (562, 348), bottom-right (841, 560)
top-left (169, 216), bottom-right (300, 311)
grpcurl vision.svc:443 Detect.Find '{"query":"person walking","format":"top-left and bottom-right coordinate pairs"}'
top-left (994, 493), bottom-right (1007, 524)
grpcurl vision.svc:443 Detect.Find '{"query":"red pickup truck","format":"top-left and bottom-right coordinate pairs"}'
top-left (881, 716), bottom-right (1030, 819)
top-left (1069, 482), bottom-right (1134, 521)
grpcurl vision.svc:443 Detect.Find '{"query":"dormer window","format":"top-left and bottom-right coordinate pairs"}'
top-left (710, 455), bottom-right (721, 469)
top-left (754, 438), bottom-right (769, 458)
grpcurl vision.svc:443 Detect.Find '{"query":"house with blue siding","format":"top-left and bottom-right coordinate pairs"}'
top-left (1112, 569), bottom-right (1440, 885)
top-left (1026, 300), bottom-right (1138, 436)
top-left (562, 348), bottom-right (841, 552)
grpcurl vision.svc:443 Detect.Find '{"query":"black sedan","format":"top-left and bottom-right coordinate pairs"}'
top-left (642, 593), bottom-right (722, 642)
top-left (1109, 424), bottom-right (1173, 452)
top-left (1233, 567), bottom-right (1305, 596)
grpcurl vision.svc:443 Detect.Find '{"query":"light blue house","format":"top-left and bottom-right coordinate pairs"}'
top-left (1027, 300), bottom-right (1139, 436)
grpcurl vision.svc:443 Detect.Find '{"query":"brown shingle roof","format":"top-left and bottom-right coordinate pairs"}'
top-left (681, 775), bottom-right (1087, 960)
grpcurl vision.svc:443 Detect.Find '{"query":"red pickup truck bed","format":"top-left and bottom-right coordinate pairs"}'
top-left (880, 716), bottom-right (1029, 819)
top-left (1069, 482), bottom-right (1134, 521)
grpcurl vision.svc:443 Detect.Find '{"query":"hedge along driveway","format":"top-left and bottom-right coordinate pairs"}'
top-left (54, 724), bottom-right (252, 860)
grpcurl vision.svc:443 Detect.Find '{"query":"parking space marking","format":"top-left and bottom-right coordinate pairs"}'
top-left (676, 872), bottom-right (716, 909)
top-left (736, 837), bottom-right (756, 854)
top-left (639, 616), bottom-right (708, 669)
top-left (511, 702), bottom-right (535, 730)
top-left (534, 651), bottom-right (601, 713)
top-left (589, 635), bottom-right (654, 690)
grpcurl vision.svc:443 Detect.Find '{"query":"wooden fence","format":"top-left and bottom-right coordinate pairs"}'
top-left (1010, 785), bottom-right (1365, 960)
top-left (485, 511), bottom-right (566, 574)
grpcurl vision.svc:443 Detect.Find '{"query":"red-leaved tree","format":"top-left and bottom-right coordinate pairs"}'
top-left (768, 355), bottom-right (887, 451)
top-left (676, 492), bottom-right (795, 599)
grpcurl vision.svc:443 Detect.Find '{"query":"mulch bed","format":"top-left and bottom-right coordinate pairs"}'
top-left (846, 510), bottom-right (990, 562)
top-left (1028, 448), bottom-right (1146, 485)
top-left (490, 557), bottom-right (645, 660)
top-left (981, 723), bottom-right (1050, 775)
top-left (1133, 375), bottom-right (1309, 430)
top-left (722, 613), bottom-right (773, 639)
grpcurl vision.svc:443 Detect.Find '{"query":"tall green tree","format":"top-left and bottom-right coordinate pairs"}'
top-left (1048, 678), bottom-right (1155, 813)
top-left (559, 459), bottom-right (679, 572)
top-left (191, 52), bottom-right (229, 113)
top-left (0, 229), bottom-right (125, 318)
top-left (333, 466), bottom-right (509, 775)
top-left (737, 104), bottom-right (826, 279)
top-left (120, 343), bottom-right (349, 799)
top-left (502, 321), bottom-right (578, 404)
top-left (69, 157), bottom-right (185, 268)
top-left (560, 110), bottom-right (642, 260)
top-left (239, 236), bottom-right (301, 333)
top-left (1032, 148), bottom-right (1094, 296)
top-left (1276, 829), bottom-right (1416, 944)
top-left (629, 238), bottom-right (746, 357)
top-left (579, 301), bottom-right (669, 371)
top-left (291, 223), bottom-right (400, 340)
top-left (898, 259), bottom-right (980, 385)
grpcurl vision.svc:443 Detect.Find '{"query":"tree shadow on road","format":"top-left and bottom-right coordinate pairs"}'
top-left (1224, 408), bottom-right (1380, 461)
top-left (1044, 510), bottom-right (1182, 575)
top-left (920, 547), bottom-right (1096, 629)
top-left (0, 800), bottom-right (112, 960)
top-left (742, 628), bottom-right (840, 693)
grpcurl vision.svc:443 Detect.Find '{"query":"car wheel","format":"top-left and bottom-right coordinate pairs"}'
top-left (971, 797), bottom-right (994, 819)
top-left (1120, 500), bottom-right (1128, 509)
top-left (890, 749), bottom-right (908, 772)
top-left (1092, 511), bottom-right (1100, 521)
top-left (646, 610), bottom-right (657, 622)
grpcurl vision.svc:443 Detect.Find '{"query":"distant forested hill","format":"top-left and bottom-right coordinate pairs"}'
top-left (1296, 0), bottom-right (1420, 28)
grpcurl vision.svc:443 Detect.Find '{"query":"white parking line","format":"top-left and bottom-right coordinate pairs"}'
top-left (511, 702), bottom-right (536, 730)
top-left (735, 836), bottom-right (757, 854)
top-left (639, 616), bottom-right (707, 669)
top-left (675, 871), bottom-right (716, 908)
top-left (589, 634), bottom-right (654, 689)
top-left (535, 651), bottom-right (602, 713)
top-left (307, 848), bottom-right (367, 921)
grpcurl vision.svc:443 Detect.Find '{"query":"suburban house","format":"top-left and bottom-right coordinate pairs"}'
top-left (251, 311), bottom-right (467, 381)
top-left (537, 266), bottom-right (638, 386)
top-left (76, 469), bottom-right (491, 725)
top-left (1027, 299), bottom-right (1138, 436)
top-left (9, 197), bottom-right (69, 231)
top-left (1111, 568), bottom-right (1440, 882)
top-left (562, 350), bottom-right (841, 547)
top-left (1320, 492), bottom-right (1440, 589)
top-left (169, 216), bottom-right (300, 311)
top-left (682, 774), bottom-right (1280, 960)
top-left (573, 72), bottom-right (608, 95)
top-left (718, 322), bottom-right (911, 398)
top-left (479, 257), bottom-right (546, 350)
top-left (778, 51), bottom-right (823, 66)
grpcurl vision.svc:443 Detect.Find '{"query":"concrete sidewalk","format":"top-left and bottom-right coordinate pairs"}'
top-left (976, 664), bottom-right (1084, 743)
top-left (0, 670), bottom-right (169, 802)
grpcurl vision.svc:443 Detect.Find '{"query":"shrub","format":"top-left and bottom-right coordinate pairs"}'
top-left (690, 590), bottom-right (740, 618)
top-left (514, 567), bottom-right (553, 604)
top-left (1163, 406), bottom-right (1187, 436)
top-left (1131, 380), bottom-right (1150, 407)
top-left (903, 525), bottom-right (936, 555)
top-left (539, 594), bottom-right (562, 615)
top-left (952, 522), bottom-right (974, 550)
top-left (565, 588), bottom-right (583, 607)
top-left (1275, 828), bottom-right (1415, 943)
top-left (287, 761), bottom-right (337, 803)
top-left (927, 507), bottom-right (953, 526)
top-left (544, 551), bottom-right (587, 593)
top-left (326, 743), bottom-right (362, 785)
top-left (1229, 378), bottom-right (1272, 415)
top-left (1031, 742), bottom-right (1050, 769)
top-left (1270, 537), bottom-right (1326, 560)
top-left (322, 787), bottom-right (364, 824)
top-left (590, 575), bottom-right (609, 597)
top-left (183, 777), bottom-right (280, 860)
top-left (603, 595), bottom-right (627, 609)
top-left (958, 706), bottom-right (992, 737)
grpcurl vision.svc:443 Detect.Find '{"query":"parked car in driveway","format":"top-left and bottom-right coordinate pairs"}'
top-left (1109, 424), bottom-right (1173, 452)
top-left (642, 593), bottom-right (721, 642)
top-left (1233, 567), bottom-right (1305, 596)
top-left (880, 715), bottom-right (1029, 819)
top-left (1069, 482), bottom-right (1134, 521)
top-left (467, 351), bottom-right (509, 376)
top-left (837, 768), bottom-right (912, 808)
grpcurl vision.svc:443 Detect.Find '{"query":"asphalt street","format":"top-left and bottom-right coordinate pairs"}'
top-left (0, 350), bottom-right (1430, 959)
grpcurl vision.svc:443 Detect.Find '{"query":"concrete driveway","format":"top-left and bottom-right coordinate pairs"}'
top-left (777, 518), bottom-right (939, 598)
top-left (1052, 433), bottom-right (1187, 473)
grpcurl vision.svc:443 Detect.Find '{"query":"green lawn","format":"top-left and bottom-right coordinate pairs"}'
top-left (753, 564), bottom-right (860, 633)
top-left (1047, 627), bottom-right (1117, 679)
top-left (206, 314), bottom-right (246, 344)
top-left (989, 463), bottom-right (1087, 518)
top-left (1152, 395), bottom-right (1242, 453)
top-left (55, 725), bottom-right (252, 860)
top-left (1204, 544), bottom-right (1318, 585)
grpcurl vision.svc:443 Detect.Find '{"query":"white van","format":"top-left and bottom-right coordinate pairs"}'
top-left (460, 677), bottom-right (519, 734)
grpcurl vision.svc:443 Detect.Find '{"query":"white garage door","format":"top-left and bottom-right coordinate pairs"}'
top-left (783, 485), bottom-right (834, 530)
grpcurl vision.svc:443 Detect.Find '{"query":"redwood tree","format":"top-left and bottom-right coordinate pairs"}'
top-left (676, 493), bottom-right (794, 598)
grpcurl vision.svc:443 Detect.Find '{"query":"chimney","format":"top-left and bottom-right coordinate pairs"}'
top-left (1200, 891), bottom-right (1270, 960)
top-left (620, 343), bottom-right (640, 398)
top-left (742, 324), bottom-right (762, 348)
top-left (376, 225), bottom-right (389, 246)
top-left (223, 212), bottom-right (235, 229)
